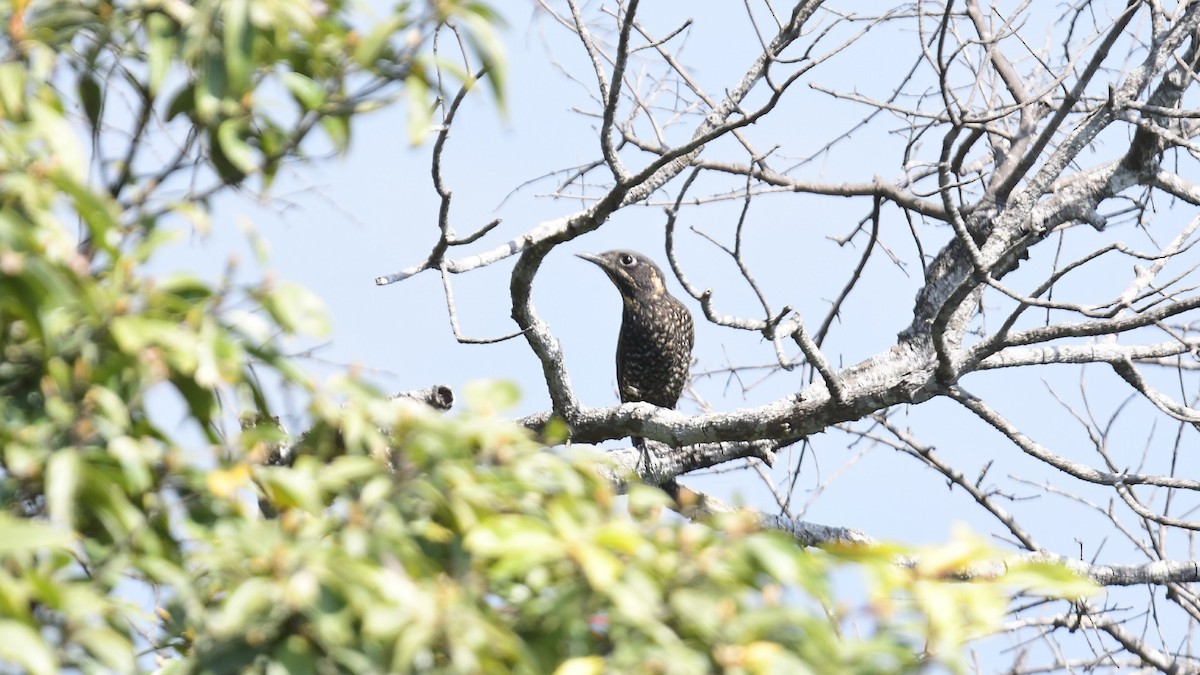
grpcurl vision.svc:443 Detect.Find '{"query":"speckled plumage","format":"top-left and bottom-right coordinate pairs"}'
top-left (577, 250), bottom-right (694, 414)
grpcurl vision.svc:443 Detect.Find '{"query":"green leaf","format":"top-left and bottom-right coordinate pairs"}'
top-left (405, 71), bottom-right (432, 144)
top-left (196, 51), bottom-right (225, 122)
top-left (172, 374), bottom-right (218, 427)
top-left (76, 626), bottom-right (135, 673)
top-left (46, 450), bottom-right (81, 528)
top-left (145, 11), bottom-right (177, 94)
top-left (593, 521), bottom-right (644, 555)
top-left (465, 515), bottom-right (564, 561)
top-left (281, 71), bottom-right (325, 111)
top-left (256, 121), bottom-right (288, 191)
top-left (320, 115), bottom-right (350, 154)
top-left (1004, 561), bottom-right (1099, 599)
top-left (463, 380), bottom-right (520, 413)
top-left (137, 555), bottom-right (196, 599)
top-left (541, 416), bottom-right (571, 445)
top-left (217, 119), bottom-right (257, 175)
top-left (52, 171), bottom-right (120, 253)
top-left (273, 637), bottom-right (319, 675)
top-left (210, 125), bottom-right (247, 184)
top-left (0, 62), bottom-right (25, 118)
top-left (459, 8), bottom-right (508, 111)
top-left (746, 534), bottom-right (803, 583)
top-left (165, 83), bottom-right (194, 121)
top-left (917, 526), bottom-right (996, 577)
top-left (260, 282), bottom-right (330, 337)
top-left (223, 0), bottom-right (252, 92)
top-left (78, 72), bottom-right (102, 131)
top-left (226, 309), bottom-right (272, 346)
top-left (157, 273), bottom-right (213, 303)
top-left (212, 578), bottom-right (277, 638)
top-left (0, 621), bottom-right (57, 675)
top-left (353, 15), bottom-right (406, 67)
top-left (667, 588), bottom-right (721, 640)
top-left (256, 464), bottom-right (323, 513)
top-left (553, 656), bottom-right (604, 675)
top-left (572, 541), bottom-right (622, 590)
top-left (316, 456), bottom-right (382, 493)
top-left (0, 514), bottom-right (74, 554)
top-left (111, 316), bottom-right (196, 366)
top-left (169, 199), bottom-right (210, 234)
top-left (108, 436), bottom-right (154, 494)
top-left (30, 99), bottom-right (84, 176)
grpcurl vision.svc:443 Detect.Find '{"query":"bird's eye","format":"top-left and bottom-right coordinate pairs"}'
top-left (619, 253), bottom-right (635, 266)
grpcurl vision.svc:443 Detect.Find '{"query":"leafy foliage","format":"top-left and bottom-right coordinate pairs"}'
top-left (10, 0), bottom-right (505, 195)
top-left (0, 1), bottom-right (1091, 673)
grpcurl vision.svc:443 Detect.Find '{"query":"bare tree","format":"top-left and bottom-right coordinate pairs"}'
top-left (377, 2), bottom-right (1200, 671)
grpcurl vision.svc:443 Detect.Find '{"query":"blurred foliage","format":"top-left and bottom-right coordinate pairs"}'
top-left (6, 0), bottom-right (505, 198)
top-left (0, 1), bottom-right (1092, 673)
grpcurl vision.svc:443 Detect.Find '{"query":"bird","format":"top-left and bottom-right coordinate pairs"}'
top-left (576, 249), bottom-right (694, 460)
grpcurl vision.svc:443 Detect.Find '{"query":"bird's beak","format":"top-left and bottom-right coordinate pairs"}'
top-left (575, 252), bottom-right (608, 269)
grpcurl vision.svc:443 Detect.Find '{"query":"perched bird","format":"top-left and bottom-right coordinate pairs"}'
top-left (576, 250), bottom-right (695, 453)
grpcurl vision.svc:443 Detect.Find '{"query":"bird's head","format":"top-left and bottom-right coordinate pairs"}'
top-left (576, 249), bottom-right (668, 300)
